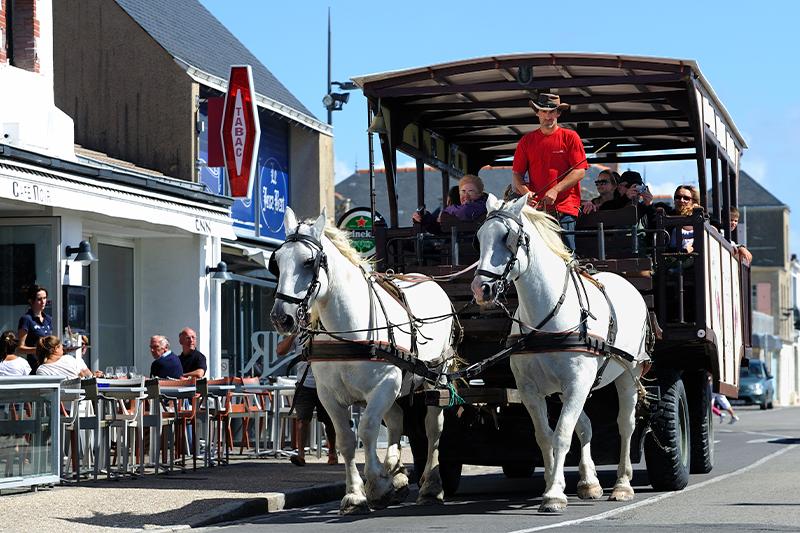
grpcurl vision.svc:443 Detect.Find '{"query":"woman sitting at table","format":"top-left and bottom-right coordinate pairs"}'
top-left (0, 331), bottom-right (31, 376)
top-left (34, 336), bottom-right (101, 379)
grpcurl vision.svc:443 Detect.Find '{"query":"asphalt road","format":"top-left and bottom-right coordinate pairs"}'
top-left (203, 405), bottom-right (800, 532)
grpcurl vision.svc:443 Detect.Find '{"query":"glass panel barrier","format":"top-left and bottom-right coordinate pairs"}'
top-left (0, 376), bottom-right (61, 489)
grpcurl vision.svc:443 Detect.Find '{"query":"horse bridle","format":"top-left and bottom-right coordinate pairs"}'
top-left (476, 210), bottom-right (531, 299)
top-left (269, 226), bottom-right (328, 326)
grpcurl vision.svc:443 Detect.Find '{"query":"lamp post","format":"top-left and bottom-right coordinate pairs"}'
top-left (323, 9), bottom-right (355, 125)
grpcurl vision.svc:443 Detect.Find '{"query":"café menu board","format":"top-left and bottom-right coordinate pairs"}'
top-left (199, 104), bottom-right (289, 242)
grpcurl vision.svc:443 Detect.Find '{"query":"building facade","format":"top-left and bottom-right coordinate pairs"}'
top-left (1, 0), bottom-right (234, 375)
top-left (739, 170), bottom-right (797, 405)
top-left (51, 0), bottom-right (334, 377)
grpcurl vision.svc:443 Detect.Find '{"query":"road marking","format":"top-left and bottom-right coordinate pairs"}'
top-left (506, 444), bottom-right (797, 533)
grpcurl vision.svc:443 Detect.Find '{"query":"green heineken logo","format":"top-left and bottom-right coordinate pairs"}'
top-left (338, 208), bottom-right (377, 257)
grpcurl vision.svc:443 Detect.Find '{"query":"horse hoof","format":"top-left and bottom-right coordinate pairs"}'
top-left (538, 497), bottom-right (567, 513)
top-left (608, 485), bottom-right (635, 502)
top-left (577, 482), bottom-right (603, 500)
top-left (340, 496), bottom-right (370, 515)
top-left (391, 483), bottom-right (410, 505)
top-left (416, 492), bottom-right (444, 506)
top-left (368, 491), bottom-right (394, 510)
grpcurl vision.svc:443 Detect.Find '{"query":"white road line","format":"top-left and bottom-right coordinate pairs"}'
top-left (506, 444), bottom-right (797, 533)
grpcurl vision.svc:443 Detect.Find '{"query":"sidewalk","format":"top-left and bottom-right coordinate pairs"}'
top-left (0, 447), bottom-right (415, 532)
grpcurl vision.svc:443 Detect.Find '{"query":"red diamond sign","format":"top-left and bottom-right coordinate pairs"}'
top-left (221, 65), bottom-right (260, 199)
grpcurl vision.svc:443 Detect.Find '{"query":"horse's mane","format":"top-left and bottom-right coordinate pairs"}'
top-left (519, 206), bottom-right (573, 262)
top-left (300, 218), bottom-right (368, 268)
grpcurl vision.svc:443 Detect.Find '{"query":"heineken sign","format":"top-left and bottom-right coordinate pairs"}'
top-left (337, 207), bottom-right (379, 258)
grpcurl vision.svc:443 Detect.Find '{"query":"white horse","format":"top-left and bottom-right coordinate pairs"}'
top-left (270, 207), bottom-right (455, 514)
top-left (471, 194), bottom-right (649, 513)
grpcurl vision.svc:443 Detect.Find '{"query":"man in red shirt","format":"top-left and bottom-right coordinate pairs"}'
top-left (511, 93), bottom-right (587, 249)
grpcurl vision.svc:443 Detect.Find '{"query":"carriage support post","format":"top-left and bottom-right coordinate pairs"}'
top-left (597, 222), bottom-right (606, 260)
top-left (631, 224), bottom-right (639, 256)
top-left (451, 226), bottom-right (460, 265)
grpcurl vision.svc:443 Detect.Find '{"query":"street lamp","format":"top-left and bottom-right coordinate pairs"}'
top-left (324, 83), bottom-right (356, 123)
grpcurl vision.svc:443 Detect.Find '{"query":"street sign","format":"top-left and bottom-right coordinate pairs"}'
top-left (221, 65), bottom-right (260, 199)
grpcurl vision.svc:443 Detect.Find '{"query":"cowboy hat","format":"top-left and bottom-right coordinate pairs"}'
top-left (530, 93), bottom-right (569, 111)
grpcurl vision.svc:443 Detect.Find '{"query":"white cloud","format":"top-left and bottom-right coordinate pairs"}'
top-left (334, 158), bottom-right (353, 183)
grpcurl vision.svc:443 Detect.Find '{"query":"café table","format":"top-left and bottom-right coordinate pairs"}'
top-left (242, 383), bottom-right (297, 458)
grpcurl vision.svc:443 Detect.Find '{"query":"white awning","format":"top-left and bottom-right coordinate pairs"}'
top-left (0, 158), bottom-right (235, 239)
top-left (222, 241), bottom-right (272, 268)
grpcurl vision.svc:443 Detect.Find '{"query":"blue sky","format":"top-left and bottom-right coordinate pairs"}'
top-left (201, 0), bottom-right (800, 251)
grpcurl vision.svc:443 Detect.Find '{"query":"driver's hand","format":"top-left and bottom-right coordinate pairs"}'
top-left (542, 188), bottom-right (559, 206)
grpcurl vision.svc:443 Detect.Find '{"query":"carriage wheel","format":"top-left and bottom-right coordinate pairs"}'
top-left (687, 370), bottom-right (714, 474)
top-left (644, 370), bottom-right (690, 490)
top-left (502, 463), bottom-right (535, 479)
top-left (440, 461), bottom-right (462, 496)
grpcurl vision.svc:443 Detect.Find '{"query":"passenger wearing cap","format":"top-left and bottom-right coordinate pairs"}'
top-left (511, 93), bottom-right (588, 249)
top-left (608, 170), bottom-right (654, 210)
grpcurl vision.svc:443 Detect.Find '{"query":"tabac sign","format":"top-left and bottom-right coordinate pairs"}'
top-left (221, 65), bottom-right (260, 199)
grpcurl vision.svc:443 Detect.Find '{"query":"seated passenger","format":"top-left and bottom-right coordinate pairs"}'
top-left (670, 185), bottom-right (702, 252)
top-left (412, 174), bottom-right (487, 232)
top-left (730, 207), bottom-right (752, 265)
top-left (581, 169), bottom-right (621, 213)
top-left (605, 170), bottom-right (654, 211)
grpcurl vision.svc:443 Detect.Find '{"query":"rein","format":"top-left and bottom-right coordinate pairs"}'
top-left (273, 227), bottom-right (461, 385)
top-left (451, 206), bottom-right (643, 384)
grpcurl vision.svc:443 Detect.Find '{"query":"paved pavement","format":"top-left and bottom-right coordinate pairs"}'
top-left (0, 447), bottom-right (416, 532)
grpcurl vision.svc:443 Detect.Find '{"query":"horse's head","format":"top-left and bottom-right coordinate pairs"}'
top-left (269, 207), bottom-right (330, 335)
top-left (472, 193), bottom-right (530, 308)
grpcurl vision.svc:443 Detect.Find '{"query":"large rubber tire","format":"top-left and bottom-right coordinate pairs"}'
top-left (686, 371), bottom-right (714, 474)
top-left (644, 371), bottom-right (691, 490)
top-left (502, 463), bottom-right (535, 479)
top-left (440, 461), bottom-right (462, 496)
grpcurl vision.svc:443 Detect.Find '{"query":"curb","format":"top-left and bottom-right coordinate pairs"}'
top-left (155, 481), bottom-right (347, 530)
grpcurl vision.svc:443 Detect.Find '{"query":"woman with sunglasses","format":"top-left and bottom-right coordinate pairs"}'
top-left (581, 169), bottom-right (621, 213)
top-left (671, 185), bottom-right (701, 252)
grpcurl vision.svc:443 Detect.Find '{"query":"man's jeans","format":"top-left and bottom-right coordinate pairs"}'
top-left (558, 214), bottom-right (577, 251)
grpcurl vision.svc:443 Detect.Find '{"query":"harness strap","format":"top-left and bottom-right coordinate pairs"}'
top-left (305, 339), bottom-right (444, 384)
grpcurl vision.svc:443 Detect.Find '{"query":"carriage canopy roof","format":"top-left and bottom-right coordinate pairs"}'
top-left (352, 53), bottom-right (746, 170)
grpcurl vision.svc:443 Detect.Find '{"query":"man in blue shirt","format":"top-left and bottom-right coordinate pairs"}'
top-left (149, 335), bottom-right (183, 379)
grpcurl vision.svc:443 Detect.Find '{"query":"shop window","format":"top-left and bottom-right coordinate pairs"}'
top-left (97, 243), bottom-right (133, 367)
top-left (0, 221), bottom-right (55, 335)
top-left (221, 278), bottom-right (277, 377)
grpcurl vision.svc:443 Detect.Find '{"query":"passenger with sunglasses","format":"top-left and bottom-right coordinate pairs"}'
top-left (671, 185), bottom-right (702, 252)
top-left (581, 169), bottom-right (621, 213)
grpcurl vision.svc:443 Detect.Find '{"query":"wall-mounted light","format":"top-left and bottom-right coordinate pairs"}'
top-left (206, 261), bottom-right (232, 282)
top-left (65, 240), bottom-right (98, 266)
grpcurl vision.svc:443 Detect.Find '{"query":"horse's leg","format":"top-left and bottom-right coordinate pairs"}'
top-left (575, 410), bottom-right (603, 500)
top-left (517, 387), bottom-right (555, 498)
top-left (317, 388), bottom-right (368, 515)
top-left (609, 365), bottom-right (640, 502)
top-left (383, 401), bottom-right (409, 503)
top-left (541, 373), bottom-right (594, 513)
top-left (360, 378), bottom-right (401, 509)
top-left (417, 405), bottom-right (445, 505)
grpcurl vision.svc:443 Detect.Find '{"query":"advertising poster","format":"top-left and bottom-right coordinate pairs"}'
top-left (257, 116), bottom-right (289, 241)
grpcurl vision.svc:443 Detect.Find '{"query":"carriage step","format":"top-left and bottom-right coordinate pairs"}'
top-left (424, 387), bottom-right (522, 407)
